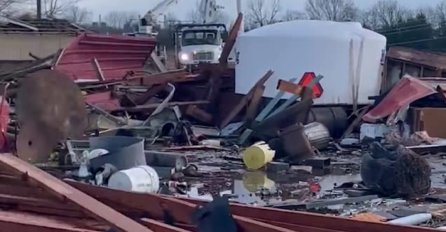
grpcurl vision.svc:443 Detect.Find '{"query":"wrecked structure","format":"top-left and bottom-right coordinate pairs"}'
top-left (1, 11), bottom-right (446, 231)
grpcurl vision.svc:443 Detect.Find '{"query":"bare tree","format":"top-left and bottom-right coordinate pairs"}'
top-left (64, 5), bottom-right (91, 24)
top-left (282, 10), bottom-right (307, 21)
top-left (365, 0), bottom-right (411, 28)
top-left (0, 0), bottom-right (28, 16)
top-left (246, 0), bottom-right (281, 27)
top-left (433, 1), bottom-right (446, 26)
top-left (43, 0), bottom-right (80, 18)
top-left (305, 0), bottom-right (358, 21)
top-left (104, 11), bottom-right (136, 29)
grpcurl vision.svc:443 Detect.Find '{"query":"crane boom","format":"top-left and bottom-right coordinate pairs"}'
top-left (142, 0), bottom-right (178, 24)
top-left (139, 0), bottom-right (178, 36)
top-left (199, 0), bottom-right (222, 24)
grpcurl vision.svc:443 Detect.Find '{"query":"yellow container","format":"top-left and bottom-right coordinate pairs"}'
top-left (242, 171), bottom-right (275, 192)
top-left (242, 141), bottom-right (275, 170)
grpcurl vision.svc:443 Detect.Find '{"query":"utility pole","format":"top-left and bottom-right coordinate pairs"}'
top-left (37, 0), bottom-right (42, 19)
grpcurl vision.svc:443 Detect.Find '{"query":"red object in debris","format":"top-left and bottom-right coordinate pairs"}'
top-left (55, 33), bottom-right (156, 82)
top-left (0, 96), bottom-right (9, 151)
top-left (363, 76), bottom-right (437, 122)
top-left (298, 72), bottom-right (323, 98)
top-left (309, 182), bottom-right (321, 193)
top-left (85, 91), bottom-right (120, 112)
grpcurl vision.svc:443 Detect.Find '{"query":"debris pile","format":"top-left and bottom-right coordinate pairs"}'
top-left (2, 13), bottom-right (446, 232)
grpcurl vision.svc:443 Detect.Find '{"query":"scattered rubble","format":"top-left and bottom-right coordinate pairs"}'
top-left (3, 12), bottom-right (446, 232)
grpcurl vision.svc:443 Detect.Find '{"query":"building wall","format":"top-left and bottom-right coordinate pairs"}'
top-left (0, 33), bottom-right (76, 61)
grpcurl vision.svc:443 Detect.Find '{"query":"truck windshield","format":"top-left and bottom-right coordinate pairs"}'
top-left (182, 30), bottom-right (219, 46)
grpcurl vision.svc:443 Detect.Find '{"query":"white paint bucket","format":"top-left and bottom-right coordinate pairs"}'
top-left (108, 165), bottom-right (159, 193)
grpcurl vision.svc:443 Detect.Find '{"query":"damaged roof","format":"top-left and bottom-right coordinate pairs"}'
top-left (0, 16), bottom-right (87, 34)
top-left (387, 47), bottom-right (446, 70)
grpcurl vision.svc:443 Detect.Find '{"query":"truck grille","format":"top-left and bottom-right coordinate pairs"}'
top-left (193, 52), bottom-right (214, 61)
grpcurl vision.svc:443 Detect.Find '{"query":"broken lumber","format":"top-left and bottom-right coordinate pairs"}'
top-left (277, 79), bottom-right (304, 96)
top-left (220, 70), bottom-right (273, 128)
top-left (67, 181), bottom-right (294, 232)
top-left (0, 154), bottom-right (151, 232)
top-left (219, 13), bottom-right (243, 65)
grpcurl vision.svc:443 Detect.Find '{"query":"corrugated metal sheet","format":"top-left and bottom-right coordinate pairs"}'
top-left (363, 76), bottom-right (437, 122)
top-left (55, 33), bottom-right (156, 82)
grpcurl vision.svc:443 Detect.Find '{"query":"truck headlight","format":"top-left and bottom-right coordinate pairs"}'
top-left (180, 53), bottom-right (190, 62)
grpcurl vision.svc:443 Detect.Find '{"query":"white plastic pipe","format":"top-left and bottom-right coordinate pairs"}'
top-left (388, 213), bottom-right (432, 226)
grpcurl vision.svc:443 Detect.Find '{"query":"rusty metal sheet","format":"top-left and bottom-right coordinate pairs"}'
top-left (387, 47), bottom-right (446, 70)
top-left (67, 180), bottom-right (294, 232)
top-left (0, 211), bottom-right (100, 232)
top-left (55, 33), bottom-right (156, 81)
top-left (15, 70), bottom-right (87, 163)
top-left (140, 219), bottom-right (191, 232)
top-left (363, 75), bottom-right (437, 122)
top-left (0, 154), bottom-right (152, 232)
top-left (174, 196), bottom-right (436, 232)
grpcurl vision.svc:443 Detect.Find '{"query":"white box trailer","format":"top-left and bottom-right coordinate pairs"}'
top-left (235, 20), bottom-right (387, 105)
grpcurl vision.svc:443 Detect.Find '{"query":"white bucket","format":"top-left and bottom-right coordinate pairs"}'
top-left (108, 165), bottom-right (160, 193)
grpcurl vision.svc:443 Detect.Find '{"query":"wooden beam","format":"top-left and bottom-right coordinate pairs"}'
top-left (175, 196), bottom-right (435, 232)
top-left (186, 105), bottom-right (213, 124)
top-left (140, 218), bottom-right (191, 232)
top-left (245, 85), bottom-right (265, 121)
top-left (150, 52), bottom-right (168, 73)
top-left (276, 79), bottom-right (304, 96)
top-left (220, 70), bottom-right (273, 128)
top-left (0, 211), bottom-right (100, 232)
top-left (219, 13), bottom-right (243, 65)
top-left (91, 58), bottom-right (105, 82)
top-left (0, 154), bottom-right (152, 232)
top-left (67, 181), bottom-right (294, 232)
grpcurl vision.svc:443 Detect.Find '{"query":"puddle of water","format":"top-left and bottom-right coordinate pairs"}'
top-left (185, 170), bottom-right (363, 206)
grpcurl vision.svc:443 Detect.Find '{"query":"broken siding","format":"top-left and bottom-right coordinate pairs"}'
top-left (55, 33), bottom-right (157, 81)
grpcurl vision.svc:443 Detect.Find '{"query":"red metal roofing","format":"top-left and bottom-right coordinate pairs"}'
top-left (55, 33), bottom-right (156, 82)
top-left (363, 76), bottom-right (437, 122)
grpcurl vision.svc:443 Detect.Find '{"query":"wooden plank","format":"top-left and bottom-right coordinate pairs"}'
top-left (0, 211), bottom-right (100, 232)
top-left (150, 52), bottom-right (168, 73)
top-left (245, 85), bottom-right (265, 121)
top-left (255, 77), bottom-right (298, 122)
top-left (186, 105), bottom-right (213, 124)
top-left (220, 70), bottom-right (273, 128)
top-left (277, 79), bottom-right (304, 96)
top-left (67, 181), bottom-right (294, 232)
top-left (0, 154), bottom-right (152, 232)
top-left (91, 58), bottom-right (105, 82)
top-left (268, 75), bottom-right (323, 118)
top-left (174, 196), bottom-right (436, 232)
top-left (219, 13), bottom-right (243, 65)
top-left (340, 106), bottom-right (370, 140)
top-left (140, 218), bottom-right (191, 232)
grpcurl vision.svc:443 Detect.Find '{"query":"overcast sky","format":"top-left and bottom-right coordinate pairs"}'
top-left (78, 0), bottom-right (445, 22)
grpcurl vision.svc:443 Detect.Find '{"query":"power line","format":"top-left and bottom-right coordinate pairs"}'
top-left (388, 36), bottom-right (446, 46)
top-left (380, 25), bottom-right (433, 35)
top-left (376, 23), bottom-right (431, 33)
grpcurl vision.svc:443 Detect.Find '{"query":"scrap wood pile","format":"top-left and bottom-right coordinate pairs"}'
top-left (0, 153), bottom-right (437, 232)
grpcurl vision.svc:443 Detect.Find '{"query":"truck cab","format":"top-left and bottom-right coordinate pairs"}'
top-left (174, 24), bottom-right (227, 69)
